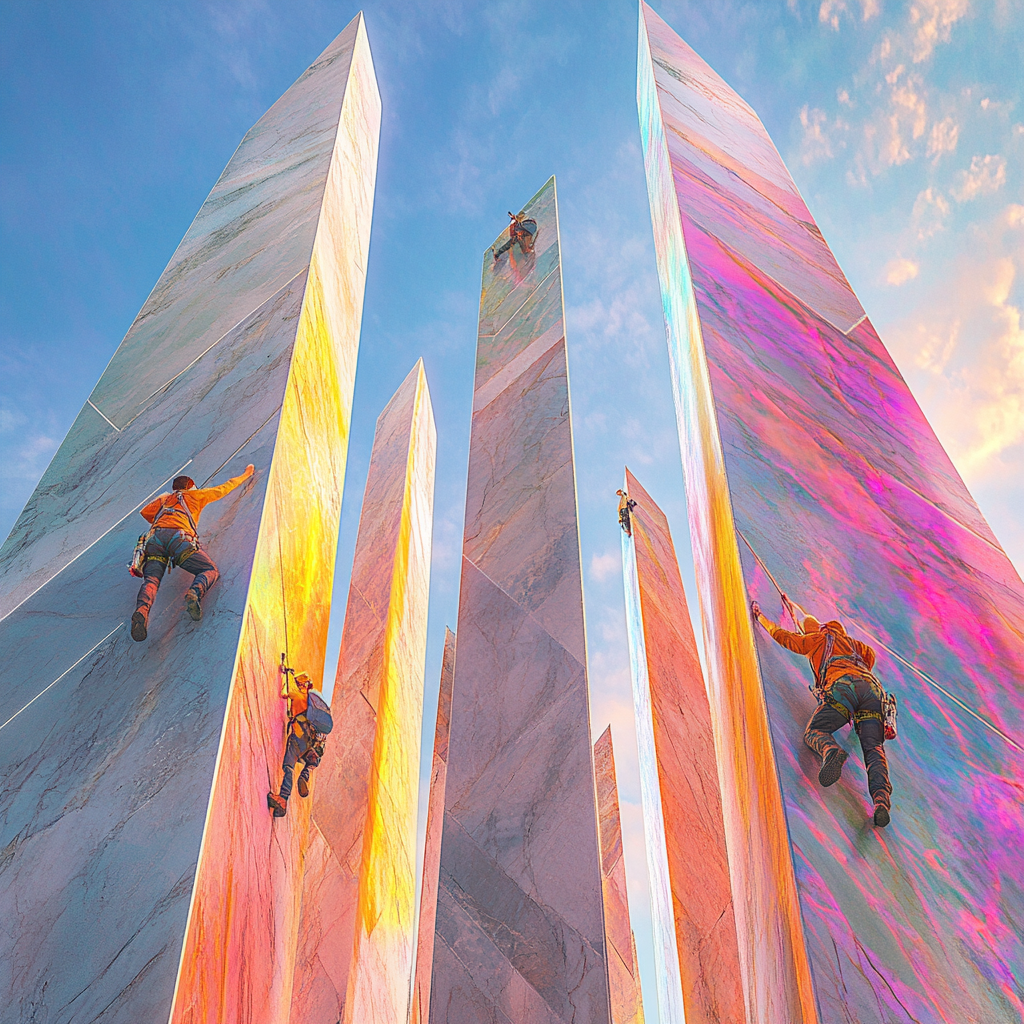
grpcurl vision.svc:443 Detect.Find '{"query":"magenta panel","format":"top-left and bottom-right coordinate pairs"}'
top-left (639, 5), bottom-right (1024, 1023)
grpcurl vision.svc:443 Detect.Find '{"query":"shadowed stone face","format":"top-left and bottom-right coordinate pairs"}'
top-left (428, 178), bottom-right (611, 1024)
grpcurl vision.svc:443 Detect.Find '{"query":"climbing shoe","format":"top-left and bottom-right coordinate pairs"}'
top-left (297, 775), bottom-right (309, 799)
top-left (131, 611), bottom-right (148, 642)
top-left (873, 804), bottom-right (891, 828)
top-left (818, 747), bottom-right (848, 788)
top-left (267, 792), bottom-right (287, 818)
top-left (185, 591), bottom-right (202, 622)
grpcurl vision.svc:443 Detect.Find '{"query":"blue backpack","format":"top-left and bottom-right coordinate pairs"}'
top-left (305, 691), bottom-right (333, 736)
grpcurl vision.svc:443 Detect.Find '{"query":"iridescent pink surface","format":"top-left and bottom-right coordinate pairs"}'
top-left (639, 4), bottom-right (1024, 1023)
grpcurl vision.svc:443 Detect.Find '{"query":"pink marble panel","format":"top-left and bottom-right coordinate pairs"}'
top-left (290, 360), bottom-right (435, 1024)
top-left (594, 727), bottom-right (645, 1024)
top-left (638, 5), bottom-right (1024, 1022)
top-left (429, 177), bottom-right (610, 1024)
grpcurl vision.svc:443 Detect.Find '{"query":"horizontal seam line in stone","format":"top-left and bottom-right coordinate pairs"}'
top-left (479, 261), bottom-right (560, 343)
top-left (87, 400), bottom-right (121, 432)
top-left (461, 555), bottom-right (584, 673)
top-left (108, 264), bottom-right (309, 431)
top-left (473, 336), bottom-right (565, 417)
top-left (677, 202), bottom-right (861, 335)
top-left (442, 815), bottom-right (605, 1020)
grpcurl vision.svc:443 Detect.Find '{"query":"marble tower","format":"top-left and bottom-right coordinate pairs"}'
top-left (427, 178), bottom-right (613, 1024)
top-left (638, 5), bottom-right (1024, 1022)
top-left (0, 16), bottom-right (380, 1023)
top-left (290, 360), bottom-right (435, 1024)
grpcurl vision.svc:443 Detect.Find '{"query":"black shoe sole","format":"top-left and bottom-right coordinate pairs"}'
top-left (267, 793), bottom-right (287, 817)
top-left (131, 612), bottom-right (147, 642)
top-left (297, 780), bottom-right (309, 799)
top-left (186, 594), bottom-right (202, 622)
top-left (873, 805), bottom-right (891, 827)
top-left (818, 748), bottom-right (848, 787)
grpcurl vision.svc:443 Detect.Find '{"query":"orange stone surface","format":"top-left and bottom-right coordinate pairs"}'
top-left (594, 727), bottom-right (645, 1024)
top-left (289, 359), bottom-right (436, 1024)
top-left (621, 470), bottom-right (745, 1024)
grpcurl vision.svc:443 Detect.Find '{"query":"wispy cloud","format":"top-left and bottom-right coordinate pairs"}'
top-left (908, 0), bottom-right (970, 62)
top-left (926, 116), bottom-right (959, 161)
top-left (951, 154), bottom-right (1007, 202)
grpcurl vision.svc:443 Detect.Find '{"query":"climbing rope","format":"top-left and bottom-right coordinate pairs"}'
top-left (739, 531), bottom-right (1023, 754)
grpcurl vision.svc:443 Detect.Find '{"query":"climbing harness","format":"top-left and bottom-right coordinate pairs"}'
top-left (128, 491), bottom-right (199, 577)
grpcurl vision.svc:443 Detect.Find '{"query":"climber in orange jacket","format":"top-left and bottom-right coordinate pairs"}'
top-left (752, 602), bottom-right (893, 827)
top-left (131, 465), bottom-right (254, 642)
top-left (267, 668), bottom-right (324, 818)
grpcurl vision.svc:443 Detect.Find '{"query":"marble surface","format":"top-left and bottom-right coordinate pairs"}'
top-left (593, 727), bottom-right (645, 1024)
top-left (411, 627), bottom-right (456, 1024)
top-left (429, 178), bottom-right (612, 1024)
top-left (639, 5), bottom-right (1024, 1023)
top-left (288, 360), bottom-right (435, 1024)
top-left (621, 472), bottom-right (744, 1024)
top-left (0, 15), bottom-right (379, 1024)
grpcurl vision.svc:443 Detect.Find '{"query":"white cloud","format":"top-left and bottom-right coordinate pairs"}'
top-left (799, 105), bottom-right (834, 164)
top-left (909, 0), bottom-right (970, 62)
top-left (952, 154), bottom-right (1007, 202)
top-left (927, 116), bottom-right (959, 160)
top-left (818, 0), bottom-right (880, 29)
top-left (912, 187), bottom-right (951, 238)
top-left (885, 257), bottom-right (920, 285)
top-left (886, 206), bottom-right (1024, 486)
top-left (590, 550), bottom-right (620, 583)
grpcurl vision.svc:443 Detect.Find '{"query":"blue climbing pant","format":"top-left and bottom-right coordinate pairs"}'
top-left (279, 731), bottom-right (313, 800)
top-left (804, 672), bottom-right (892, 809)
top-left (135, 528), bottom-right (219, 613)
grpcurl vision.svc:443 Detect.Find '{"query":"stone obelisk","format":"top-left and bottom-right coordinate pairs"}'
top-left (427, 177), bottom-right (612, 1024)
top-left (0, 15), bottom-right (379, 1024)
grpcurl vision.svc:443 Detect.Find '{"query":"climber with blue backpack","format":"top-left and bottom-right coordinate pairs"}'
top-left (129, 465), bottom-right (254, 641)
top-left (267, 656), bottom-right (334, 818)
top-left (752, 601), bottom-right (894, 828)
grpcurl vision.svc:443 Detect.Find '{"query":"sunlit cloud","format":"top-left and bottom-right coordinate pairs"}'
top-left (887, 205), bottom-right (1024, 485)
top-left (927, 116), bottom-right (959, 161)
top-left (909, 0), bottom-right (970, 62)
top-left (952, 154), bottom-right (1007, 202)
top-left (590, 550), bottom-right (621, 583)
top-left (912, 187), bottom-right (951, 239)
top-left (885, 257), bottom-right (920, 285)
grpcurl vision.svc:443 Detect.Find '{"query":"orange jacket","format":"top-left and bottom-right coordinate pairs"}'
top-left (140, 469), bottom-right (251, 534)
top-left (763, 619), bottom-right (876, 688)
top-left (284, 675), bottom-right (312, 738)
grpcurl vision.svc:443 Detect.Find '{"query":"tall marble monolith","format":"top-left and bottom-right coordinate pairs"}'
top-left (428, 177), bottom-right (612, 1024)
top-left (289, 360), bottom-right (435, 1024)
top-left (593, 727), bottom-right (645, 1024)
top-left (0, 15), bottom-right (380, 1024)
top-left (410, 626), bottom-right (456, 1024)
top-left (638, 5), bottom-right (1024, 1023)
top-left (620, 471), bottom-right (743, 1024)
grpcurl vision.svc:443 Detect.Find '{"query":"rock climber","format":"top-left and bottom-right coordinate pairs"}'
top-left (751, 601), bottom-right (893, 827)
top-left (616, 489), bottom-right (637, 536)
top-left (267, 664), bottom-right (329, 818)
top-left (493, 210), bottom-right (538, 260)
top-left (131, 464), bottom-right (254, 642)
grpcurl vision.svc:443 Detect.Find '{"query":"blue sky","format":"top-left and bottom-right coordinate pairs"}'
top-left (2, 1), bottom-right (1021, 1019)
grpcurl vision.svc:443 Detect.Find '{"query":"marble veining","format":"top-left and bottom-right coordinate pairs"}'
top-left (638, 5), bottom-right (1024, 1023)
top-left (288, 360), bottom-right (435, 1024)
top-left (0, 16), bottom-right (379, 1024)
top-left (429, 177), bottom-right (611, 1024)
